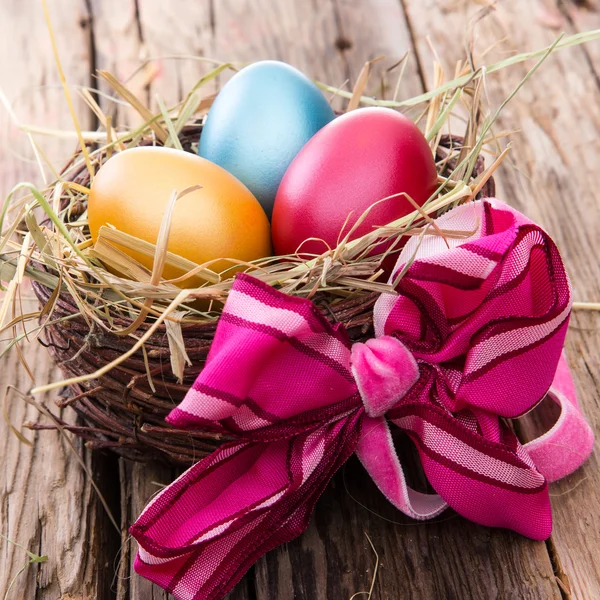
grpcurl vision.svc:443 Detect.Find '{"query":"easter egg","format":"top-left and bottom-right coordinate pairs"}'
top-left (88, 146), bottom-right (271, 285)
top-left (272, 107), bottom-right (438, 257)
top-left (198, 60), bottom-right (335, 218)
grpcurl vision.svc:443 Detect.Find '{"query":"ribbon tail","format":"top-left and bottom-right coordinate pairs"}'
top-left (356, 416), bottom-right (448, 519)
top-left (391, 403), bottom-right (552, 540)
top-left (524, 352), bottom-right (595, 482)
top-left (130, 412), bottom-right (361, 600)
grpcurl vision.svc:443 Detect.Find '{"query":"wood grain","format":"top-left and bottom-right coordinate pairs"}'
top-left (0, 0), bottom-right (121, 598)
top-left (255, 454), bottom-right (562, 599)
top-left (401, 1), bottom-right (600, 597)
top-left (211, 0), bottom-right (349, 109)
top-left (333, 0), bottom-right (424, 100)
top-left (0, 294), bottom-right (121, 599)
top-left (0, 0), bottom-right (93, 198)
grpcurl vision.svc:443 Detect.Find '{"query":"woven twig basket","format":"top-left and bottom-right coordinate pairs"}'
top-left (31, 127), bottom-right (495, 466)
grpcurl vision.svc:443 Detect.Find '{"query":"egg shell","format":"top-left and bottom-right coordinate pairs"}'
top-left (88, 146), bottom-right (271, 286)
top-left (198, 60), bottom-right (335, 217)
top-left (272, 107), bottom-right (438, 257)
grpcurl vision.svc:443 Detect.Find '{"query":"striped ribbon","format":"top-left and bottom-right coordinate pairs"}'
top-left (131, 199), bottom-right (594, 600)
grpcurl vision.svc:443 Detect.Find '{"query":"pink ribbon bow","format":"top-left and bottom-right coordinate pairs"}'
top-left (130, 199), bottom-right (594, 600)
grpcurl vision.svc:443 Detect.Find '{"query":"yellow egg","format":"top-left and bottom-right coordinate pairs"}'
top-left (88, 147), bottom-right (272, 286)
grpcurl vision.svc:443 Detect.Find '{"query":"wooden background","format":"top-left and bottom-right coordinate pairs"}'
top-left (1, 0), bottom-right (599, 598)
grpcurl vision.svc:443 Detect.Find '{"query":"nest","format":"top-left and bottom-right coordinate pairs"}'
top-left (22, 124), bottom-right (493, 465)
top-left (0, 56), bottom-right (516, 465)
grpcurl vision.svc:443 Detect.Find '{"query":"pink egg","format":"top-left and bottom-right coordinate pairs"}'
top-left (272, 107), bottom-right (438, 256)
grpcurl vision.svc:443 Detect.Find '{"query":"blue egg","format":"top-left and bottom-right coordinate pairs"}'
top-left (198, 61), bottom-right (335, 218)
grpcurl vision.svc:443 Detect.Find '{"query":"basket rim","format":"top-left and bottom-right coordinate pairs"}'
top-left (36, 128), bottom-right (494, 328)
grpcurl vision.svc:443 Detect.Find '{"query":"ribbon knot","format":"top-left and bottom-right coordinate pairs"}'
top-left (131, 199), bottom-right (594, 600)
top-left (351, 336), bottom-right (419, 417)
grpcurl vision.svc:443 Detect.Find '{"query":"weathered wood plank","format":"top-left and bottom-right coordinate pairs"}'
top-left (333, 0), bottom-right (424, 100)
top-left (0, 0), bottom-right (121, 597)
top-left (0, 0), bottom-right (93, 198)
top-left (559, 0), bottom-right (600, 80)
top-left (136, 0), bottom-right (217, 109)
top-left (125, 461), bottom-right (174, 600)
top-left (88, 0), bottom-right (147, 128)
top-left (402, 1), bottom-right (600, 598)
top-left (0, 295), bottom-right (121, 600)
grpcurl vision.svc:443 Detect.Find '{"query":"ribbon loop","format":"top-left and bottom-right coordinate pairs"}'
top-left (356, 416), bottom-right (448, 519)
top-left (524, 352), bottom-right (595, 482)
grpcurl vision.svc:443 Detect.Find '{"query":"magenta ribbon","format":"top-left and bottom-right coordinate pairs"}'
top-left (130, 199), bottom-right (594, 600)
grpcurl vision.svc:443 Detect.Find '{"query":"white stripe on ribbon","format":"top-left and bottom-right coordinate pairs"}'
top-left (138, 546), bottom-right (174, 565)
top-left (420, 246), bottom-right (497, 280)
top-left (465, 303), bottom-right (571, 376)
top-left (190, 487), bottom-right (287, 545)
top-left (178, 386), bottom-right (241, 421)
top-left (394, 415), bottom-right (545, 489)
top-left (231, 403), bottom-right (274, 430)
top-left (226, 289), bottom-right (351, 366)
top-left (496, 232), bottom-right (542, 287)
top-left (192, 518), bottom-right (236, 544)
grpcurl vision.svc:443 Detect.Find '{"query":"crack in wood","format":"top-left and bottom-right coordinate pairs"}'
top-left (82, 0), bottom-right (99, 131)
top-left (209, 0), bottom-right (216, 36)
top-left (397, 0), bottom-right (427, 94)
top-left (133, 0), bottom-right (151, 108)
top-left (331, 0), bottom-right (353, 87)
top-left (545, 536), bottom-right (573, 599)
top-left (557, 0), bottom-right (600, 89)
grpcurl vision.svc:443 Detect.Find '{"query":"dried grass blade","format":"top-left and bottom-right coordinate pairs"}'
top-left (347, 57), bottom-right (384, 112)
top-left (2, 387), bottom-right (33, 446)
top-left (157, 95), bottom-right (184, 151)
top-left (41, 0), bottom-right (94, 179)
top-left (175, 92), bottom-right (202, 134)
top-left (572, 302), bottom-right (600, 311)
top-left (392, 226), bottom-right (429, 288)
top-left (89, 239), bottom-right (153, 283)
top-left (98, 70), bottom-right (168, 144)
top-left (390, 51), bottom-right (410, 102)
top-left (0, 233), bottom-right (31, 329)
top-left (471, 145), bottom-right (510, 197)
top-left (425, 62), bottom-right (445, 137)
top-left (31, 287), bottom-right (193, 394)
top-left (97, 226), bottom-right (220, 284)
top-left (25, 211), bottom-right (56, 270)
top-left (188, 62), bottom-right (234, 96)
top-left (426, 88), bottom-right (462, 142)
top-left (141, 344), bottom-right (156, 393)
top-left (165, 311), bottom-right (192, 383)
top-left (79, 88), bottom-right (125, 152)
top-left (463, 34), bottom-right (563, 184)
top-left (0, 255), bottom-right (61, 291)
top-left (115, 185), bottom-right (200, 336)
top-left (316, 30), bottom-right (600, 108)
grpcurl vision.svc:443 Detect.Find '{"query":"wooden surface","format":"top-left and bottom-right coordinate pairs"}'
top-left (0, 0), bottom-right (598, 598)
